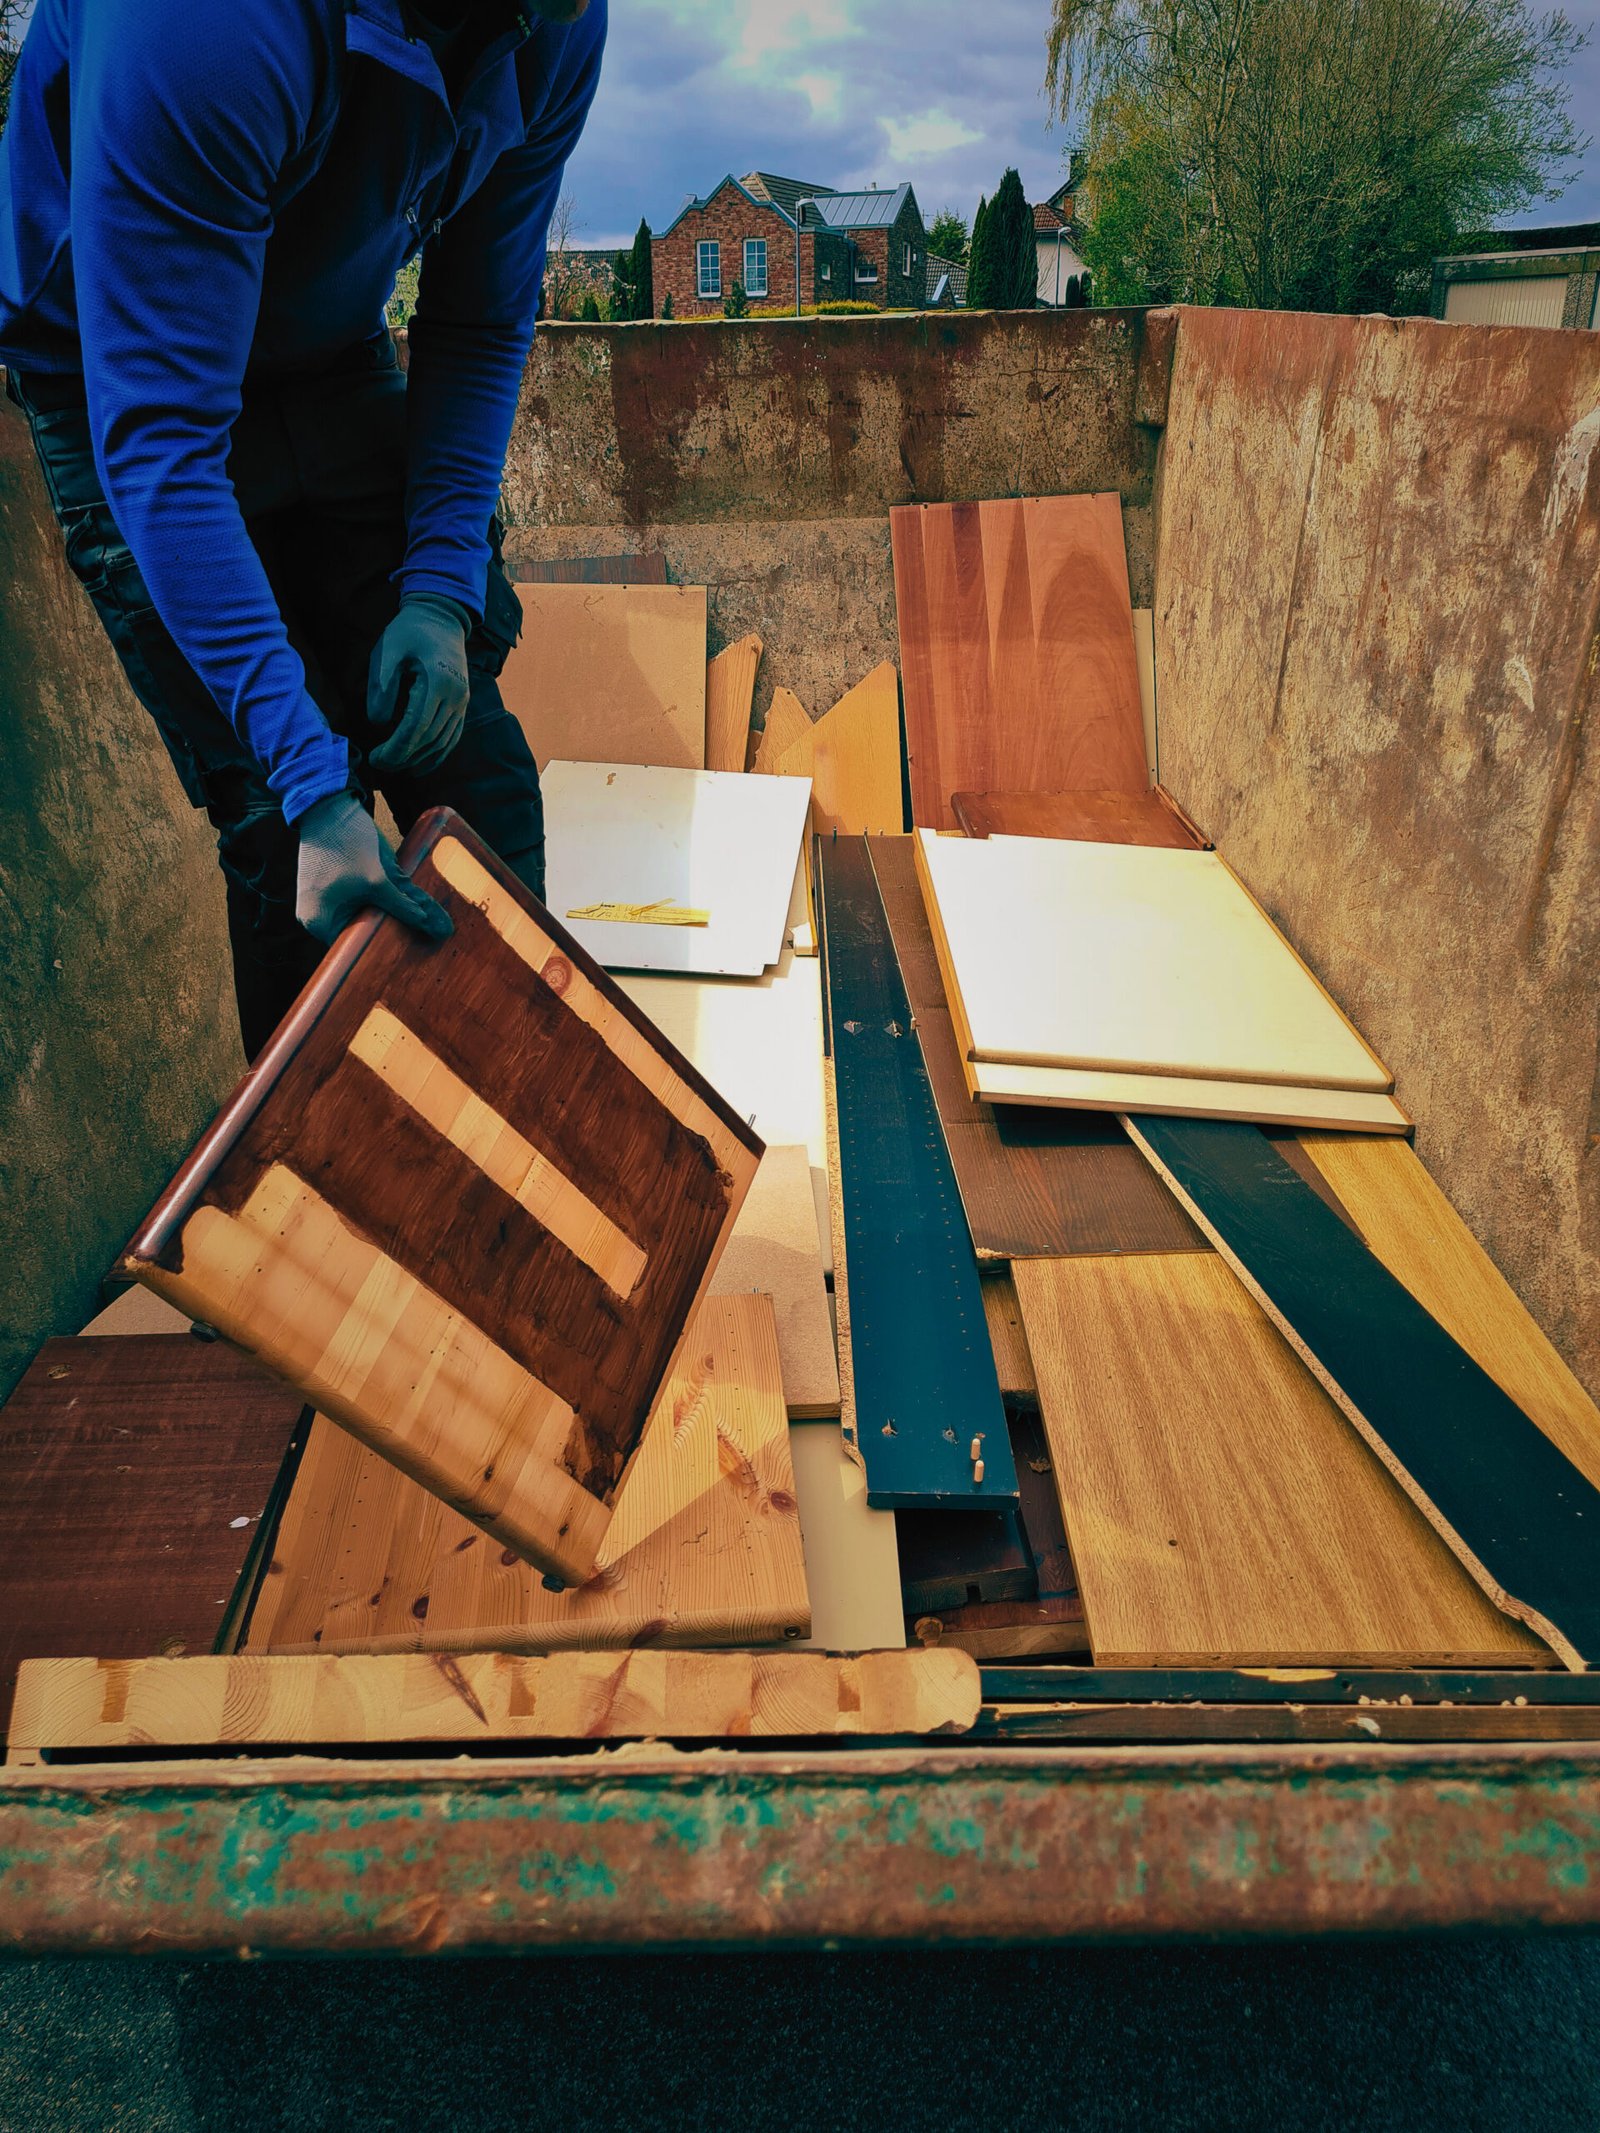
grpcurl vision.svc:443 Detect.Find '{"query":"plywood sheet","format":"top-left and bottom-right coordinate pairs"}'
top-left (750, 685), bottom-right (812, 774)
top-left (123, 813), bottom-right (763, 1589)
top-left (788, 1423), bottom-right (906, 1652)
top-left (0, 1337), bottom-right (306, 1728)
top-left (768, 660), bottom-right (903, 836)
top-left (500, 583), bottom-right (707, 770)
top-left (918, 830), bottom-right (1393, 1091)
top-left (543, 760), bottom-right (812, 977)
top-left (891, 493), bottom-right (1148, 829)
top-left (1013, 1253), bottom-right (1549, 1668)
top-left (950, 788), bottom-right (1202, 849)
top-left (511, 552), bottom-right (669, 586)
top-left (705, 633), bottom-right (763, 773)
top-left (247, 1294), bottom-right (807, 1655)
top-left (710, 1144), bottom-right (839, 1418)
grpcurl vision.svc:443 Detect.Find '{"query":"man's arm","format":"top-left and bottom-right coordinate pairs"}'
top-left (68, 0), bottom-right (351, 823)
top-left (399, 1), bottom-right (608, 617)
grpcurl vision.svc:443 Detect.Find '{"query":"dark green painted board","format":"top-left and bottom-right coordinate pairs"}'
top-left (981, 1666), bottom-right (1580, 1704)
top-left (1125, 1116), bottom-right (1600, 1671)
top-left (819, 835), bottom-right (1016, 1509)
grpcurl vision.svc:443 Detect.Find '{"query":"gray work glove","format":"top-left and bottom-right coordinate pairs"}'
top-left (367, 593), bottom-right (472, 775)
top-left (294, 791), bottom-right (453, 946)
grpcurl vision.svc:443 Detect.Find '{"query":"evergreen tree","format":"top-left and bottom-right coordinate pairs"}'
top-left (660, 290), bottom-right (674, 320)
top-left (966, 194), bottom-right (992, 305)
top-left (928, 208), bottom-right (970, 263)
top-left (579, 289), bottom-right (601, 322)
top-left (611, 250), bottom-right (633, 318)
top-left (627, 217), bottom-right (654, 320)
top-left (988, 167), bottom-right (1036, 308)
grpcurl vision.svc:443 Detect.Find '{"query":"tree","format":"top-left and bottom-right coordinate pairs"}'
top-left (966, 194), bottom-right (991, 301)
top-left (0, 0), bottom-right (28, 133)
top-left (928, 207), bottom-right (970, 263)
top-left (661, 290), bottom-right (674, 320)
top-left (540, 193), bottom-right (584, 319)
top-left (723, 278), bottom-right (750, 319)
top-left (1045, 0), bottom-right (1587, 314)
top-left (579, 289), bottom-right (601, 322)
top-left (968, 168), bottom-right (1036, 308)
top-left (625, 217), bottom-right (654, 320)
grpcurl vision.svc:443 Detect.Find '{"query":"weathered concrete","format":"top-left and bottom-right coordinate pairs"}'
top-left (1156, 307), bottom-right (1600, 1400)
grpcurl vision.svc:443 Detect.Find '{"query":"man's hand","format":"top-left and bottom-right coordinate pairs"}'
top-left (295, 792), bottom-right (454, 946)
top-left (367, 593), bottom-right (472, 775)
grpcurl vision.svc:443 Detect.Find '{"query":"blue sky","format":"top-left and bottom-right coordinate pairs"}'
top-left (563, 0), bottom-right (1600, 251)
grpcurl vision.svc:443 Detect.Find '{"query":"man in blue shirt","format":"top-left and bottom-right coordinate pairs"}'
top-left (0, 0), bottom-right (606, 1056)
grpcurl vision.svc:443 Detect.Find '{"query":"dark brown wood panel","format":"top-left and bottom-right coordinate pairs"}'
top-left (0, 1337), bottom-right (306, 1735)
top-left (952, 787), bottom-right (1205, 848)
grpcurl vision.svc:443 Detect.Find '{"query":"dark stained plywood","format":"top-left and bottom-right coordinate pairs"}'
top-left (891, 494), bottom-right (1149, 831)
top-left (0, 1336), bottom-right (306, 1734)
top-left (122, 811), bottom-right (763, 1588)
top-left (510, 552), bottom-right (669, 585)
top-left (952, 786), bottom-right (1205, 848)
top-left (1125, 1116), bottom-right (1600, 1671)
top-left (870, 836), bottom-right (1205, 1260)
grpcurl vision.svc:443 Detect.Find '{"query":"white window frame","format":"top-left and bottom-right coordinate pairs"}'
top-left (697, 240), bottom-right (721, 299)
top-left (904, 242), bottom-right (915, 275)
top-left (854, 256), bottom-right (879, 283)
top-left (820, 261), bottom-right (832, 281)
top-left (743, 237), bottom-right (769, 298)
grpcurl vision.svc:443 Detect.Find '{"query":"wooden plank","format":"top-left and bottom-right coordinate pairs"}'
top-left (749, 685), bottom-right (812, 774)
top-left (704, 633), bottom-right (763, 774)
top-left (1012, 1252), bottom-right (1551, 1667)
top-left (1123, 1117), bottom-right (1600, 1670)
top-left (891, 494), bottom-right (1148, 830)
top-left (980, 1270), bottom-right (1036, 1399)
top-left (499, 583), bottom-right (707, 770)
top-left (511, 552), bottom-right (669, 586)
top-left (123, 812), bottom-right (763, 1590)
top-left (983, 1666), bottom-right (1577, 1704)
top-left (976, 1702), bottom-right (1600, 1746)
top-left (917, 830), bottom-right (1394, 1092)
top-left (968, 1057), bottom-right (1413, 1133)
top-left (950, 788), bottom-right (1203, 849)
top-left (873, 835), bottom-right (1208, 1257)
top-left (768, 661), bottom-right (904, 836)
top-left (11, 1647), bottom-right (981, 1750)
top-left (0, 1338), bottom-right (307, 1730)
top-left (818, 836), bottom-right (1017, 1510)
top-left (788, 1423), bottom-right (906, 1652)
top-left (246, 1294), bottom-right (808, 1655)
top-left (1132, 606), bottom-right (1158, 782)
top-left (543, 761), bottom-right (812, 978)
top-left (709, 1144), bottom-right (839, 1418)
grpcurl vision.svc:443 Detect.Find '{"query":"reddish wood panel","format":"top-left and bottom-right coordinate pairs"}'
top-left (0, 1336), bottom-right (306, 1734)
top-left (891, 494), bottom-right (1149, 830)
top-left (952, 787), bottom-right (1205, 849)
top-left (510, 553), bottom-right (669, 585)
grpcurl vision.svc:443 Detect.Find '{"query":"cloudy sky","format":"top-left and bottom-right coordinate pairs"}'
top-left (563, 0), bottom-right (1600, 251)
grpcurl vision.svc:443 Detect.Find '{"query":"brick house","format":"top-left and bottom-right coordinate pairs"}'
top-left (650, 172), bottom-right (929, 315)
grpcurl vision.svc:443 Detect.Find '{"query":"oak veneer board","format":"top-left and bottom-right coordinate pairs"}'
top-left (0, 1337), bottom-right (308, 1730)
top-left (768, 661), bottom-right (904, 837)
top-left (1124, 1118), bottom-right (1600, 1670)
top-left (11, 1647), bottom-right (981, 1751)
top-left (890, 494), bottom-right (1149, 830)
top-left (950, 787), bottom-right (1204, 849)
top-left (499, 583), bottom-right (707, 771)
top-left (1012, 1250), bottom-right (1552, 1668)
top-left (511, 552), bottom-right (670, 586)
top-left (708, 1145), bottom-right (839, 1418)
top-left (705, 633), bottom-right (763, 774)
top-left (542, 760), bottom-right (812, 978)
top-left (818, 835), bottom-right (1017, 1511)
top-left (247, 1293), bottom-right (808, 1655)
top-left (871, 835), bottom-right (1205, 1258)
top-left (750, 686), bottom-right (812, 774)
top-left (123, 811), bottom-right (763, 1589)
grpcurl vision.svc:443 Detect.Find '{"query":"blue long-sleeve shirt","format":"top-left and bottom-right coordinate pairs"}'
top-left (0, 0), bottom-right (607, 820)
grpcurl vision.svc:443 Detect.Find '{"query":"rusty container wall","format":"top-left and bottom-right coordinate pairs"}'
top-left (1154, 308), bottom-right (1600, 1402)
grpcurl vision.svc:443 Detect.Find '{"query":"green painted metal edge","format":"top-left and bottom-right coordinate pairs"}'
top-left (6, 1746), bottom-right (1600, 1954)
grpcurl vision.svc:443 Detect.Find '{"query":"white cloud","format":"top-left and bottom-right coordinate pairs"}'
top-left (794, 71), bottom-right (844, 120)
top-left (881, 108), bottom-right (984, 163)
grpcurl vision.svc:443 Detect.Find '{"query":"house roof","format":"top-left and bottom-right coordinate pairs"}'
top-left (1033, 202), bottom-right (1067, 232)
top-left (802, 184), bottom-right (914, 231)
top-left (925, 252), bottom-right (968, 305)
top-left (741, 172), bottom-right (837, 222)
top-left (654, 174), bottom-right (794, 239)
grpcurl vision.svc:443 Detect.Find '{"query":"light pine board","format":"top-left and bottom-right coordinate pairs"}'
top-left (1133, 607), bottom-right (1158, 784)
top-left (12, 1646), bottom-right (979, 1750)
top-left (710, 1145), bottom-right (839, 1418)
top-left (788, 1423), bottom-right (906, 1652)
top-left (543, 761), bottom-right (812, 977)
top-left (500, 584), bottom-right (708, 770)
top-left (1012, 1252), bottom-right (1549, 1668)
top-left (891, 493), bottom-right (1149, 829)
top-left (917, 829), bottom-right (1393, 1092)
top-left (768, 661), bottom-right (904, 836)
top-left (750, 685), bottom-right (812, 774)
top-left (246, 1294), bottom-right (808, 1656)
top-left (705, 633), bottom-right (763, 773)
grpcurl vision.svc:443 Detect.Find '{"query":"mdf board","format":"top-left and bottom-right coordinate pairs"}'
top-left (768, 661), bottom-right (904, 836)
top-left (13, 1647), bottom-right (981, 1750)
top-left (0, 1337), bottom-right (307, 1729)
top-left (705, 633), bottom-right (763, 774)
top-left (1012, 1253), bottom-right (1550, 1668)
top-left (871, 836), bottom-right (1206, 1259)
top-left (123, 811), bottom-right (763, 1589)
top-left (1125, 1118), bottom-right (1600, 1669)
top-left (542, 760), bottom-right (813, 978)
top-left (246, 1294), bottom-right (808, 1656)
top-left (709, 1144), bottom-right (839, 1418)
top-left (500, 583), bottom-right (707, 771)
top-left (788, 1423), bottom-right (906, 1653)
top-left (950, 788), bottom-right (1204, 850)
top-left (891, 494), bottom-right (1149, 830)
top-left (965, 1058), bottom-right (1412, 1134)
top-left (917, 829), bottom-right (1393, 1092)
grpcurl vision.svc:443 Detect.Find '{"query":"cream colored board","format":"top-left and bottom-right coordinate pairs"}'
top-left (916, 829), bottom-right (1392, 1094)
top-left (971, 1058), bottom-right (1411, 1133)
top-left (543, 760), bottom-right (812, 977)
top-left (710, 1145), bottom-right (840, 1418)
top-left (788, 1422), bottom-right (906, 1652)
top-left (1133, 606), bottom-right (1158, 786)
top-left (501, 584), bottom-right (707, 771)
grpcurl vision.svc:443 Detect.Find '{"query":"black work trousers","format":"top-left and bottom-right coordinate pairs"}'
top-left (9, 335), bottom-right (542, 1061)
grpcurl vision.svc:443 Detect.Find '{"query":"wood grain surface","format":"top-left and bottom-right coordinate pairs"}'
top-left (709, 1144), bottom-right (839, 1417)
top-left (500, 583), bottom-right (707, 770)
top-left (750, 685), bottom-right (813, 774)
top-left (246, 1294), bottom-right (807, 1655)
top-left (1013, 1252), bottom-right (1551, 1668)
top-left (891, 494), bottom-right (1148, 829)
top-left (125, 814), bottom-right (762, 1588)
top-left (510, 553), bottom-right (670, 586)
top-left (12, 1645), bottom-right (982, 1750)
top-left (705, 633), bottom-right (763, 773)
top-left (768, 661), bottom-right (904, 836)
top-left (951, 788), bottom-right (1203, 848)
top-left (0, 1337), bottom-right (306, 1731)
